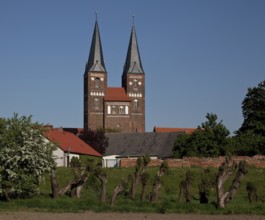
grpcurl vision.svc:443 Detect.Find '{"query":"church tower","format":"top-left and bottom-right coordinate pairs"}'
top-left (122, 24), bottom-right (145, 132)
top-left (84, 19), bottom-right (145, 133)
top-left (84, 20), bottom-right (107, 132)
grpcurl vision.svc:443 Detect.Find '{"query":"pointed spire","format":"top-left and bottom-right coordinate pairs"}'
top-left (86, 19), bottom-right (106, 73)
top-left (122, 23), bottom-right (144, 76)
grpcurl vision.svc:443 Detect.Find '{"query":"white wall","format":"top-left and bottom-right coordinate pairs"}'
top-left (66, 153), bottom-right (80, 167)
top-left (102, 155), bottom-right (120, 168)
top-left (53, 147), bottom-right (80, 167)
top-left (43, 136), bottom-right (81, 167)
top-left (53, 147), bottom-right (65, 167)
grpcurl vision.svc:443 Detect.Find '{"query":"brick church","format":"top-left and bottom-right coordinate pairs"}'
top-left (84, 20), bottom-right (145, 133)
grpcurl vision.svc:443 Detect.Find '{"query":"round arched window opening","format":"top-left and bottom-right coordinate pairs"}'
top-left (119, 106), bottom-right (125, 114)
top-left (133, 79), bottom-right (138, 91)
top-left (94, 98), bottom-right (100, 111)
top-left (133, 99), bottom-right (138, 111)
top-left (95, 78), bottom-right (100, 89)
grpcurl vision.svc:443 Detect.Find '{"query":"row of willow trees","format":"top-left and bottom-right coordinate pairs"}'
top-left (50, 156), bottom-right (169, 206)
top-left (50, 156), bottom-right (261, 209)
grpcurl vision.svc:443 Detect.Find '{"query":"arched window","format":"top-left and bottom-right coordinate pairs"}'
top-left (119, 106), bottom-right (125, 114)
top-left (133, 99), bottom-right (138, 111)
top-left (125, 106), bottom-right (129, 114)
top-left (94, 98), bottom-right (99, 111)
top-left (107, 106), bottom-right (111, 114)
top-left (95, 78), bottom-right (100, 89)
top-left (112, 106), bottom-right (116, 114)
top-left (133, 79), bottom-right (138, 91)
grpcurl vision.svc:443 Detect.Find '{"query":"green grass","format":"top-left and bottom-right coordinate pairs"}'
top-left (0, 166), bottom-right (264, 214)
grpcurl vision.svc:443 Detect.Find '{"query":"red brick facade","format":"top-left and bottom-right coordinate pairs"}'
top-left (124, 74), bottom-right (145, 133)
top-left (84, 22), bottom-right (145, 133)
top-left (84, 71), bottom-right (145, 133)
top-left (84, 72), bottom-right (107, 131)
top-left (119, 155), bottom-right (265, 168)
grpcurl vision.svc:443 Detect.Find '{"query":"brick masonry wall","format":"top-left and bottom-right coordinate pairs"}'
top-left (119, 155), bottom-right (265, 168)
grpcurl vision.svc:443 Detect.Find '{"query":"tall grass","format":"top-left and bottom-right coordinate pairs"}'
top-left (0, 166), bottom-right (264, 214)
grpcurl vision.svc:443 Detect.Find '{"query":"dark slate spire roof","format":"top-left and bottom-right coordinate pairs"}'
top-left (85, 21), bottom-right (106, 73)
top-left (122, 25), bottom-right (144, 76)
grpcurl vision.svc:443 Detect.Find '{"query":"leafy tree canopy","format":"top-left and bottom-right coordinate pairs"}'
top-left (82, 129), bottom-right (108, 154)
top-left (0, 114), bottom-right (55, 200)
top-left (234, 80), bottom-right (265, 155)
top-left (173, 113), bottom-right (230, 158)
top-left (230, 131), bottom-right (265, 156)
top-left (238, 80), bottom-right (265, 136)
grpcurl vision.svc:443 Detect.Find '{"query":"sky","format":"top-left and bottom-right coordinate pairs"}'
top-left (0, 0), bottom-right (264, 134)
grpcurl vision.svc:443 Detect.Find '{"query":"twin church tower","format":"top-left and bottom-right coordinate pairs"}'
top-left (84, 19), bottom-right (145, 133)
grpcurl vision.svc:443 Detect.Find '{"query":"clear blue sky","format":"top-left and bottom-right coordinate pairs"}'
top-left (0, 0), bottom-right (264, 134)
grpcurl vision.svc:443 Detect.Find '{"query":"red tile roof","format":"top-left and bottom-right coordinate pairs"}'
top-left (45, 129), bottom-right (101, 157)
top-left (104, 87), bottom-right (131, 102)
top-left (153, 127), bottom-right (196, 134)
top-left (63, 128), bottom-right (84, 136)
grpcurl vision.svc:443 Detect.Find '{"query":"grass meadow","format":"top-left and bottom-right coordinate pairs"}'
top-left (0, 166), bottom-right (264, 214)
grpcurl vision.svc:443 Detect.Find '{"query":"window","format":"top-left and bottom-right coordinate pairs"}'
top-left (95, 78), bottom-right (100, 88)
top-left (112, 106), bottom-right (116, 114)
top-left (125, 106), bottom-right (129, 114)
top-left (119, 106), bottom-right (125, 114)
top-left (94, 98), bottom-right (99, 111)
top-left (107, 106), bottom-right (111, 114)
top-left (133, 99), bottom-right (138, 111)
top-left (133, 79), bottom-right (138, 91)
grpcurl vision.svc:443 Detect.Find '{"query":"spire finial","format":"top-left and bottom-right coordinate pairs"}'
top-left (95, 11), bottom-right (98, 21)
top-left (132, 14), bottom-right (135, 25)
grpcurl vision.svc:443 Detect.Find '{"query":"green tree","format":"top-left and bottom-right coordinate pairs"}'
top-left (198, 168), bottom-right (215, 204)
top-left (129, 156), bottom-right (150, 199)
top-left (173, 133), bottom-right (194, 158)
top-left (82, 129), bottom-right (108, 154)
top-left (239, 80), bottom-right (265, 136)
top-left (140, 172), bottom-right (150, 201)
top-left (94, 166), bottom-right (107, 203)
top-left (229, 132), bottom-right (264, 156)
top-left (216, 158), bottom-right (248, 208)
top-left (178, 171), bottom-right (193, 203)
top-left (150, 161), bottom-right (169, 203)
top-left (0, 114), bottom-right (55, 200)
top-left (173, 113), bottom-right (230, 157)
top-left (236, 80), bottom-right (265, 155)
